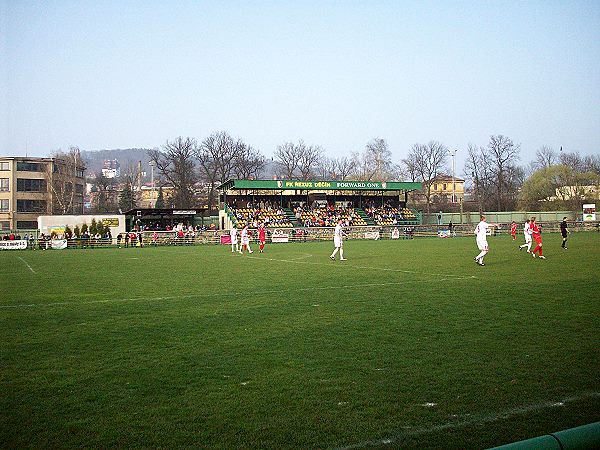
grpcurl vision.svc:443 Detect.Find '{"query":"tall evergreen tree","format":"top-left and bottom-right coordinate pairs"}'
top-left (155, 186), bottom-right (165, 209)
top-left (119, 184), bottom-right (136, 212)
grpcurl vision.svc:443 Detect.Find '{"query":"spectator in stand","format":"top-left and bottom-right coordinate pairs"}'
top-left (117, 233), bottom-right (122, 248)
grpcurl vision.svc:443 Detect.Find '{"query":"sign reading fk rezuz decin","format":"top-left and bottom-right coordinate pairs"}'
top-left (223, 179), bottom-right (422, 192)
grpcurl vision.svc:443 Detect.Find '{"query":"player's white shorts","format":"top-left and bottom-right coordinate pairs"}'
top-left (524, 233), bottom-right (531, 243)
top-left (476, 238), bottom-right (488, 251)
top-left (334, 236), bottom-right (343, 248)
top-left (241, 237), bottom-right (249, 245)
top-left (231, 236), bottom-right (238, 244)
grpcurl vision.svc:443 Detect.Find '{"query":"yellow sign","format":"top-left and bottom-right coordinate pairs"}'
top-left (102, 218), bottom-right (120, 227)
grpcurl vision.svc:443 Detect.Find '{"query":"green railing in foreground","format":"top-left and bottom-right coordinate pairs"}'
top-left (488, 421), bottom-right (600, 450)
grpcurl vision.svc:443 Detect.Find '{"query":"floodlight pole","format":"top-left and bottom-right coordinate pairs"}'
top-left (448, 149), bottom-right (457, 203)
top-left (149, 160), bottom-right (156, 208)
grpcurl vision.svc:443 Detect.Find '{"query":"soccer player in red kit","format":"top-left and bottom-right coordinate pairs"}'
top-left (510, 221), bottom-right (517, 240)
top-left (258, 223), bottom-right (266, 253)
top-left (530, 217), bottom-right (545, 259)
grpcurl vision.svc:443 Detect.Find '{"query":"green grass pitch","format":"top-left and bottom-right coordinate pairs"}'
top-left (1, 232), bottom-right (599, 449)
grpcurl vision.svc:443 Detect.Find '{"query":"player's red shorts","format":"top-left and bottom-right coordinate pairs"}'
top-left (534, 236), bottom-right (542, 244)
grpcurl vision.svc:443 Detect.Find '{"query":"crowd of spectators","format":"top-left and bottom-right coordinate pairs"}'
top-left (295, 205), bottom-right (367, 227)
top-left (230, 205), bottom-right (293, 228)
top-left (365, 206), bottom-right (417, 225)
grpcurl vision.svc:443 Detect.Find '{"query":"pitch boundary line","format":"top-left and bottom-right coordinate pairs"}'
top-left (16, 256), bottom-right (37, 274)
top-left (335, 391), bottom-right (600, 450)
top-left (0, 276), bottom-right (475, 309)
top-left (244, 254), bottom-right (473, 279)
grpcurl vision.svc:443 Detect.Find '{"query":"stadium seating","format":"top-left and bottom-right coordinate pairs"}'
top-left (365, 206), bottom-right (416, 225)
top-left (296, 206), bottom-right (367, 227)
top-left (230, 206), bottom-right (293, 228)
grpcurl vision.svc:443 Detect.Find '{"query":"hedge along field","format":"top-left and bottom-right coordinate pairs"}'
top-left (1, 231), bottom-right (599, 449)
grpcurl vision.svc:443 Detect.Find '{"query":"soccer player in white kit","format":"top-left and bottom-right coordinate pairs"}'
top-left (240, 225), bottom-right (253, 254)
top-left (330, 219), bottom-right (347, 261)
top-left (230, 224), bottom-right (240, 253)
top-left (518, 219), bottom-right (532, 253)
top-left (474, 215), bottom-right (490, 266)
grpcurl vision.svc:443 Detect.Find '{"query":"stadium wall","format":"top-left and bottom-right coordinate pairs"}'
top-left (423, 211), bottom-right (577, 225)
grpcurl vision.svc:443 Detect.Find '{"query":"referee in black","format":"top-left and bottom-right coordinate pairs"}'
top-left (560, 217), bottom-right (569, 249)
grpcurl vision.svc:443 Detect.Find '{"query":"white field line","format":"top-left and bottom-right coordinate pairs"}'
top-left (335, 391), bottom-right (600, 450)
top-left (244, 254), bottom-right (474, 279)
top-left (16, 256), bottom-right (36, 274)
top-left (0, 276), bottom-right (475, 309)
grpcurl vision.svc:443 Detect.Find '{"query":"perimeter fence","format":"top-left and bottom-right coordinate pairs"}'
top-left (2, 220), bottom-right (598, 251)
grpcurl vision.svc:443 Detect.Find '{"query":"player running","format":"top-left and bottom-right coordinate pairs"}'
top-left (474, 215), bottom-right (493, 266)
top-left (329, 219), bottom-right (347, 261)
top-left (510, 221), bottom-right (517, 240)
top-left (530, 217), bottom-right (545, 259)
top-left (519, 219), bottom-right (532, 253)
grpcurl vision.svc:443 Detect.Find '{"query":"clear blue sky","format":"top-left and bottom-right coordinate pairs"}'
top-left (2, 0), bottom-right (599, 173)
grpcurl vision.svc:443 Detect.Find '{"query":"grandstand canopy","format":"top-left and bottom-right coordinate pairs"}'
top-left (219, 179), bottom-right (422, 192)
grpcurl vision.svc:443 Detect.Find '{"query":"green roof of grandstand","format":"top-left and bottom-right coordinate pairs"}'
top-left (219, 179), bottom-right (422, 191)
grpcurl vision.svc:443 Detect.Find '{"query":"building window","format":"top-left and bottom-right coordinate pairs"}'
top-left (0, 162), bottom-right (9, 171)
top-left (443, 183), bottom-right (447, 191)
top-left (0, 221), bottom-right (10, 230)
top-left (0, 199), bottom-right (8, 212)
top-left (76, 168), bottom-right (84, 178)
top-left (434, 184), bottom-right (437, 191)
top-left (16, 199), bottom-right (47, 213)
top-left (0, 178), bottom-right (9, 192)
top-left (17, 162), bottom-right (45, 172)
top-left (75, 184), bottom-right (84, 194)
top-left (17, 221), bottom-right (38, 229)
top-left (17, 178), bottom-right (47, 192)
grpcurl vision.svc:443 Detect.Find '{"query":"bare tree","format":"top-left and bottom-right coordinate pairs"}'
top-left (233, 144), bottom-right (266, 180)
top-left (405, 141), bottom-right (448, 214)
top-left (401, 153), bottom-right (419, 182)
top-left (463, 143), bottom-right (493, 212)
top-left (274, 142), bottom-right (300, 179)
top-left (47, 146), bottom-right (85, 214)
top-left (274, 140), bottom-right (322, 179)
top-left (487, 135), bottom-right (521, 211)
top-left (297, 142), bottom-right (323, 180)
top-left (334, 156), bottom-right (356, 180)
top-left (353, 138), bottom-right (393, 181)
top-left (196, 131), bottom-right (246, 209)
top-left (316, 157), bottom-right (337, 180)
top-left (532, 146), bottom-right (557, 170)
top-left (148, 137), bottom-right (198, 209)
top-left (559, 150), bottom-right (586, 172)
